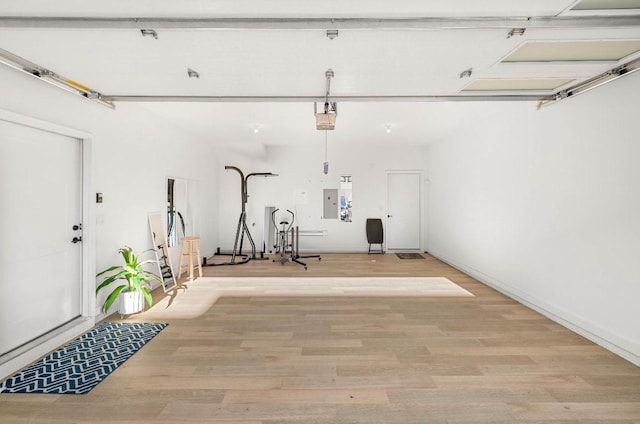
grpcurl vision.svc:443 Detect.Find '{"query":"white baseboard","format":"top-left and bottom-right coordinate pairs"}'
top-left (430, 252), bottom-right (640, 367)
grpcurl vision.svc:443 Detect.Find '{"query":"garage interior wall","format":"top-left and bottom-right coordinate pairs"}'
top-left (1, 60), bottom-right (639, 367)
top-left (215, 143), bottom-right (429, 254)
top-left (427, 71), bottom-right (640, 365)
top-left (0, 65), bottom-right (220, 316)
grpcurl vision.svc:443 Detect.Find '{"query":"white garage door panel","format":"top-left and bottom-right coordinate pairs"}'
top-left (0, 119), bottom-right (82, 356)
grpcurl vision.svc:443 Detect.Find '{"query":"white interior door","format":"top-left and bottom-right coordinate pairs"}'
top-left (0, 119), bottom-right (83, 356)
top-left (386, 172), bottom-right (422, 251)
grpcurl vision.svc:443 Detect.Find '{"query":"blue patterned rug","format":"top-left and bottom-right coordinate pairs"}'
top-left (0, 322), bottom-right (167, 395)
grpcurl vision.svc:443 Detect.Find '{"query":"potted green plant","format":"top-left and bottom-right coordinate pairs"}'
top-left (96, 246), bottom-right (162, 315)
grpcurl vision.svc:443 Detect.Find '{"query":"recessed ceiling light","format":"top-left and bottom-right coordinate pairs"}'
top-left (385, 125), bottom-right (392, 134)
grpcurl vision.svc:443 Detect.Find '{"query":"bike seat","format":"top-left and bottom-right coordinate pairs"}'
top-left (280, 221), bottom-right (289, 225)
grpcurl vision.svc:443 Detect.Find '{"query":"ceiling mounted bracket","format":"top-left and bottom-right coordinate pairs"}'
top-left (314, 69), bottom-right (337, 130)
top-left (140, 29), bottom-right (158, 39)
top-left (459, 68), bottom-right (473, 79)
top-left (187, 68), bottom-right (200, 78)
top-left (507, 27), bottom-right (527, 38)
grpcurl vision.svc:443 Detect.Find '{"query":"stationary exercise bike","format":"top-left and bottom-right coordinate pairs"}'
top-left (271, 209), bottom-right (320, 269)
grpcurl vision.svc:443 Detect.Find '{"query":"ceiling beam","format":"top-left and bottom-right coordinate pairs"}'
top-left (0, 16), bottom-right (639, 30)
top-left (107, 95), bottom-right (552, 103)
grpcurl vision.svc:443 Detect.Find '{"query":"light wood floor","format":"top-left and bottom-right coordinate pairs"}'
top-left (2, 253), bottom-right (639, 423)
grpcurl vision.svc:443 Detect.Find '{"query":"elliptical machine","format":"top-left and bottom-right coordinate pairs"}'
top-left (271, 208), bottom-right (321, 270)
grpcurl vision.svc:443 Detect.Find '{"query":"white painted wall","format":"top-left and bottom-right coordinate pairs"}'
top-left (0, 67), bottom-right (220, 315)
top-left (426, 72), bottom-right (640, 365)
top-left (0, 66), bottom-right (220, 378)
top-left (216, 141), bottom-right (429, 253)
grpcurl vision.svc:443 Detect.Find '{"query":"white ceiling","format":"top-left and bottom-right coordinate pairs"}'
top-left (0, 1), bottom-right (593, 19)
top-left (1, 0), bottom-right (639, 149)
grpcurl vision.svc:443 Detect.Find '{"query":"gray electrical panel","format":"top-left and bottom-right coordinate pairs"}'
top-left (323, 189), bottom-right (338, 219)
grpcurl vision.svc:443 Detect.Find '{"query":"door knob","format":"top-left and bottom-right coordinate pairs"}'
top-left (71, 236), bottom-right (82, 244)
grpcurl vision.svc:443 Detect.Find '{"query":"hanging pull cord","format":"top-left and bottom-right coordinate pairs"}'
top-left (323, 130), bottom-right (329, 175)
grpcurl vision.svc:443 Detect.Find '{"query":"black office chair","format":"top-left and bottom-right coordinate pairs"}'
top-left (366, 218), bottom-right (384, 254)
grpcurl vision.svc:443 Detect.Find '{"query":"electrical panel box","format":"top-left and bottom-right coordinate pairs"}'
top-left (323, 188), bottom-right (338, 219)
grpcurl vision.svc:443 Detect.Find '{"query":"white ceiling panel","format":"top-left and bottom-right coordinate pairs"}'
top-left (0, 1), bottom-right (577, 18)
top-left (0, 28), bottom-right (515, 96)
top-left (3, 27), bottom-right (638, 97)
top-left (0, 2), bottom-right (639, 149)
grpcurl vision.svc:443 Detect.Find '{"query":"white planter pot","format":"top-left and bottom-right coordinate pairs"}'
top-left (118, 291), bottom-right (144, 315)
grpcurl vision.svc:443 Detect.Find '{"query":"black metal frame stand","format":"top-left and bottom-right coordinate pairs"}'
top-left (205, 165), bottom-right (276, 266)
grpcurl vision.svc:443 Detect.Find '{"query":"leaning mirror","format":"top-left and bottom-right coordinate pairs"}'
top-left (167, 178), bottom-right (199, 247)
top-left (148, 211), bottom-right (178, 293)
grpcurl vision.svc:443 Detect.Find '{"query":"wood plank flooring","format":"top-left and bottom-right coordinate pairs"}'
top-left (1, 253), bottom-right (639, 423)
